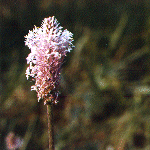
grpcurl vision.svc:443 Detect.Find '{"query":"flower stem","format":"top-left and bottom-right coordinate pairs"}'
top-left (47, 103), bottom-right (54, 150)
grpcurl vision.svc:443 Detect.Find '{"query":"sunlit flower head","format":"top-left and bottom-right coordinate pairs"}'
top-left (25, 16), bottom-right (74, 104)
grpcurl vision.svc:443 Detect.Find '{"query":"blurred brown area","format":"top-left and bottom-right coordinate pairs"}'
top-left (1, 0), bottom-right (150, 150)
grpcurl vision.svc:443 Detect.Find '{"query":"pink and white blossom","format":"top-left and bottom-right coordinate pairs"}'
top-left (25, 16), bottom-right (74, 104)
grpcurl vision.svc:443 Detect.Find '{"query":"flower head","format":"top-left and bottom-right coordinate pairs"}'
top-left (5, 132), bottom-right (23, 150)
top-left (25, 16), bottom-right (74, 104)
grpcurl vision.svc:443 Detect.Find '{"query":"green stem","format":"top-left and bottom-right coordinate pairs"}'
top-left (47, 104), bottom-right (54, 150)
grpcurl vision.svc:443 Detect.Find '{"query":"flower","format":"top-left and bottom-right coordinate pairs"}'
top-left (5, 132), bottom-right (23, 150)
top-left (25, 16), bottom-right (74, 104)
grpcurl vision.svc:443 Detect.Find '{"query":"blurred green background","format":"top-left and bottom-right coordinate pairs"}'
top-left (1, 0), bottom-right (150, 150)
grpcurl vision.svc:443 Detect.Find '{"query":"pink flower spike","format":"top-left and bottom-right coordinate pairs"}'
top-left (25, 16), bottom-right (74, 104)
